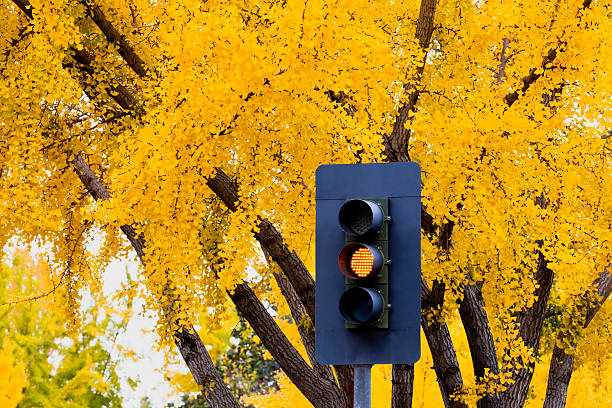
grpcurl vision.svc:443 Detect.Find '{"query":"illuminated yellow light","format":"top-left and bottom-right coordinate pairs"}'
top-left (350, 248), bottom-right (374, 277)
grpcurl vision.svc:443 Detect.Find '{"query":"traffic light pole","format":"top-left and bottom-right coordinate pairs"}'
top-left (354, 364), bottom-right (372, 408)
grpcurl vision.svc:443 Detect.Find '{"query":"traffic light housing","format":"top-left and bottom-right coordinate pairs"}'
top-left (315, 163), bottom-right (421, 365)
top-left (337, 198), bottom-right (389, 329)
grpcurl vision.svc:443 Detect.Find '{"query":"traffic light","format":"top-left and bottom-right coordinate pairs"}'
top-left (315, 163), bottom-right (421, 365)
top-left (337, 198), bottom-right (389, 328)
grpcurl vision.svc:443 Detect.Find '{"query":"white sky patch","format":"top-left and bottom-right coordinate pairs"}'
top-left (103, 258), bottom-right (183, 408)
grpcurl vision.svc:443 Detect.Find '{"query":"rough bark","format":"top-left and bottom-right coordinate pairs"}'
top-left (542, 267), bottom-right (612, 408)
top-left (421, 315), bottom-right (467, 408)
top-left (81, 0), bottom-right (148, 77)
top-left (335, 365), bottom-right (355, 408)
top-left (229, 283), bottom-right (345, 408)
top-left (272, 269), bottom-right (326, 372)
top-left (422, 279), bottom-right (467, 408)
top-left (255, 218), bottom-right (316, 317)
top-left (275, 269), bottom-right (354, 407)
top-left (502, 253), bottom-right (554, 408)
top-left (458, 284), bottom-right (501, 408)
top-left (542, 342), bottom-right (574, 408)
top-left (260, 245), bottom-right (346, 402)
top-left (414, 0), bottom-right (437, 49)
top-left (175, 327), bottom-right (241, 408)
top-left (391, 364), bottom-right (414, 408)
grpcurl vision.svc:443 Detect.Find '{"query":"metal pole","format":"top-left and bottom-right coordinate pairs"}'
top-left (354, 364), bottom-right (372, 408)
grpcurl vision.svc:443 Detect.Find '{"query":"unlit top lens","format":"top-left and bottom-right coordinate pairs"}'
top-left (338, 199), bottom-right (383, 236)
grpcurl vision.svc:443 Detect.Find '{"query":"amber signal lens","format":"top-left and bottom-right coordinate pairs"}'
top-left (350, 247), bottom-right (374, 278)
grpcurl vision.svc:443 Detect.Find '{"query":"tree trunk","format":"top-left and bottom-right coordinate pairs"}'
top-left (421, 316), bottom-right (467, 408)
top-left (229, 283), bottom-right (345, 408)
top-left (175, 328), bottom-right (242, 408)
top-left (391, 364), bottom-right (414, 408)
top-left (458, 284), bottom-right (501, 408)
top-left (502, 253), bottom-right (553, 408)
top-left (422, 279), bottom-right (467, 408)
top-left (542, 344), bottom-right (574, 408)
top-left (542, 267), bottom-right (611, 408)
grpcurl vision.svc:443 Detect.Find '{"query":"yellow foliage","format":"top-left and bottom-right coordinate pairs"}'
top-left (0, 340), bottom-right (27, 408)
top-left (0, 0), bottom-right (611, 405)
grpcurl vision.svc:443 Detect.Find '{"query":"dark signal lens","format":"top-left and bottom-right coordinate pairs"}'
top-left (338, 199), bottom-right (384, 236)
top-left (339, 287), bottom-right (384, 324)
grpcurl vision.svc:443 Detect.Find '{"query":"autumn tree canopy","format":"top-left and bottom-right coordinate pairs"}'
top-left (1, 0), bottom-right (611, 407)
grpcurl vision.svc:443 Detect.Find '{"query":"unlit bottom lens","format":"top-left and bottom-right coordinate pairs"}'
top-left (339, 287), bottom-right (384, 325)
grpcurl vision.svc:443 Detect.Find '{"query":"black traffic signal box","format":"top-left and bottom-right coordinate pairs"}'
top-left (315, 163), bottom-right (421, 365)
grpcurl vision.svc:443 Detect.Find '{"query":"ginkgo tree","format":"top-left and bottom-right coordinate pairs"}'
top-left (0, 0), bottom-right (610, 407)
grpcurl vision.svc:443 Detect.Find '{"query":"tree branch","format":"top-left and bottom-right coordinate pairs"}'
top-left (504, 0), bottom-right (594, 107)
top-left (70, 153), bottom-right (240, 407)
top-left (80, 0), bottom-right (148, 78)
top-left (229, 283), bottom-right (345, 408)
top-left (383, 0), bottom-right (437, 162)
top-left (496, 38), bottom-right (510, 83)
top-left (504, 47), bottom-right (561, 107)
top-left (205, 173), bottom-right (316, 321)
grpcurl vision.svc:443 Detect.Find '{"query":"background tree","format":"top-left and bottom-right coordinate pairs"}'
top-left (0, 252), bottom-right (125, 408)
top-left (0, 339), bottom-right (27, 408)
top-left (0, 0), bottom-right (611, 407)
